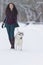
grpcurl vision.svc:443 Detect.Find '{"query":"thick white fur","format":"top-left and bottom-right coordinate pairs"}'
top-left (15, 31), bottom-right (23, 50)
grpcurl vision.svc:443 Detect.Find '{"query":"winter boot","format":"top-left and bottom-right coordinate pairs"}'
top-left (9, 37), bottom-right (15, 49)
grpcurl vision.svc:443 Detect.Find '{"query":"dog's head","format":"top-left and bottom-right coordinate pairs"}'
top-left (16, 32), bottom-right (24, 39)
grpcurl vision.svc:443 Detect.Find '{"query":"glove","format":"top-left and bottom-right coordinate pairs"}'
top-left (1, 23), bottom-right (5, 28)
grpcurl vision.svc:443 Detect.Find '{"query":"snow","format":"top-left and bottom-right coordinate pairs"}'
top-left (0, 22), bottom-right (43, 65)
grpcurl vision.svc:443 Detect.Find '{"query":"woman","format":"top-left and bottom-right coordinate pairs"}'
top-left (2, 3), bottom-right (19, 49)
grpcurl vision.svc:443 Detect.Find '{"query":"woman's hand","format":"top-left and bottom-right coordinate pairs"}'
top-left (1, 23), bottom-right (5, 28)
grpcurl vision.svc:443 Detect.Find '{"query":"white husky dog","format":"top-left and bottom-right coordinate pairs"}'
top-left (15, 30), bottom-right (24, 50)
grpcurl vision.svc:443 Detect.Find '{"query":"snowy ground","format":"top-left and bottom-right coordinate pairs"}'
top-left (0, 22), bottom-right (43, 65)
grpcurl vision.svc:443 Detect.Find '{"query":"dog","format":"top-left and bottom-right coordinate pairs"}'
top-left (15, 31), bottom-right (24, 51)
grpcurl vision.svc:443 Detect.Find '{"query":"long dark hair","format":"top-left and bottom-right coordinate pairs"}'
top-left (5, 3), bottom-right (18, 17)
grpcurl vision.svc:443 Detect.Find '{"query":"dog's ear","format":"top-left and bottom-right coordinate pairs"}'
top-left (17, 31), bottom-right (20, 34)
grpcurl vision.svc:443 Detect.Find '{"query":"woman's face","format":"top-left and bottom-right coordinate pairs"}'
top-left (9, 4), bottom-right (14, 11)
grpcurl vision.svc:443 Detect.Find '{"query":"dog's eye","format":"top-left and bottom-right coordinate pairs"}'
top-left (18, 34), bottom-right (20, 35)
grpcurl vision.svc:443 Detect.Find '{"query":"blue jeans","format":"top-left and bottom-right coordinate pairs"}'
top-left (5, 23), bottom-right (15, 39)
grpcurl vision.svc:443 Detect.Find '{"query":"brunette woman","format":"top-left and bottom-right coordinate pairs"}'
top-left (2, 3), bottom-right (19, 49)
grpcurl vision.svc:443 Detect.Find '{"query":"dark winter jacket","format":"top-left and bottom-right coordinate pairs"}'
top-left (2, 14), bottom-right (19, 28)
